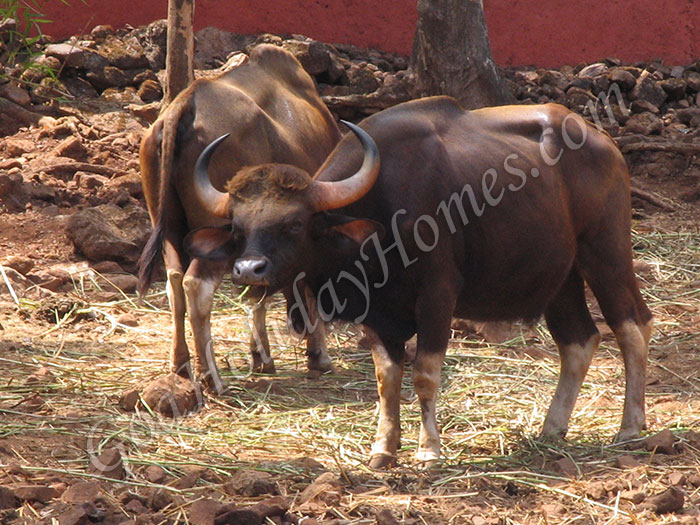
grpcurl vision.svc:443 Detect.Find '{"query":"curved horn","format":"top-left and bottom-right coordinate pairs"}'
top-left (193, 133), bottom-right (231, 218)
top-left (309, 120), bottom-right (381, 211)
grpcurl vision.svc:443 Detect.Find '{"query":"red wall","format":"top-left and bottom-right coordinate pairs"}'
top-left (37, 0), bottom-right (700, 67)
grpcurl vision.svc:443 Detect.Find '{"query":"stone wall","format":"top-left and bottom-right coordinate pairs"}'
top-left (38, 0), bottom-right (700, 67)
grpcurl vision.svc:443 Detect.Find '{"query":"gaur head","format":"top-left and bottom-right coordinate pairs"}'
top-left (184, 122), bottom-right (383, 293)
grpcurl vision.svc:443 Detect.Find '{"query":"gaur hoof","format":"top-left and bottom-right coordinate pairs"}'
top-left (368, 453), bottom-right (396, 469)
top-left (415, 449), bottom-right (440, 468)
top-left (307, 353), bottom-right (333, 373)
top-left (613, 427), bottom-right (643, 444)
top-left (199, 372), bottom-right (229, 396)
top-left (251, 358), bottom-right (276, 375)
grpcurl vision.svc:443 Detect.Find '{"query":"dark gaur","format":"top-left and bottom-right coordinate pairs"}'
top-left (186, 96), bottom-right (653, 469)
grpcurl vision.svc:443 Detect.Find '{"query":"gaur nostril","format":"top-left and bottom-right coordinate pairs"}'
top-left (251, 259), bottom-right (268, 276)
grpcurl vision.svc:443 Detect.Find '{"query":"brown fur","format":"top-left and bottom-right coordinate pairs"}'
top-left (226, 163), bottom-right (312, 201)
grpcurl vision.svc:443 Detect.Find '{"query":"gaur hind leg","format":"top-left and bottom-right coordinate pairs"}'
top-left (578, 231), bottom-right (653, 441)
top-left (162, 240), bottom-right (191, 378)
top-left (182, 258), bottom-right (228, 394)
top-left (542, 267), bottom-right (601, 438)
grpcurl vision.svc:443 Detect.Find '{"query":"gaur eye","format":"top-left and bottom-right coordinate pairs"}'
top-left (286, 220), bottom-right (303, 234)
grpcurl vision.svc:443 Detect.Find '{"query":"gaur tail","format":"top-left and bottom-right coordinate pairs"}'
top-left (137, 221), bottom-right (164, 297)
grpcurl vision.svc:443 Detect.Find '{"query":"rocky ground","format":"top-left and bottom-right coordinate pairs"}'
top-left (0, 18), bottom-right (699, 525)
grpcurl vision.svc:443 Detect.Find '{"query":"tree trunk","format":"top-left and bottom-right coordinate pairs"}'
top-left (163, 0), bottom-right (195, 106)
top-left (411, 0), bottom-right (513, 109)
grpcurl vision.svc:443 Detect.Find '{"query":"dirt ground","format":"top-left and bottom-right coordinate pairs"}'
top-left (1, 45), bottom-right (700, 525)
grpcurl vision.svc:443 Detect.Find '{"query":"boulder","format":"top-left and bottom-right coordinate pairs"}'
top-left (141, 374), bottom-right (201, 418)
top-left (65, 204), bottom-right (151, 266)
top-left (88, 448), bottom-right (125, 480)
top-left (624, 112), bottom-right (663, 135)
top-left (630, 73), bottom-right (667, 107)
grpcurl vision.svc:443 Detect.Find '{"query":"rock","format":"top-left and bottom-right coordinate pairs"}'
top-left (565, 86), bottom-right (595, 108)
top-left (685, 71), bottom-right (700, 92)
top-left (553, 457), bottom-right (578, 477)
top-left (45, 43), bottom-right (110, 71)
top-left (642, 429), bottom-right (677, 454)
top-left (148, 488), bottom-right (173, 511)
top-left (128, 102), bottom-right (160, 122)
top-left (116, 313), bottom-right (139, 327)
top-left (571, 77), bottom-right (593, 91)
top-left (214, 504), bottom-right (262, 525)
top-left (645, 487), bottom-right (685, 514)
top-left (252, 496), bottom-right (288, 519)
top-left (63, 77), bottom-right (99, 98)
top-left (13, 485), bottom-right (58, 503)
top-left (224, 469), bottom-right (278, 497)
top-left (90, 24), bottom-right (114, 39)
top-left (3, 138), bottom-right (35, 157)
top-left (0, 266), bottom-right (51, 300)
top-left (677, 108), bottom-right (700, 125)
top-left (586, 481), bottom-right (607, 500)
top-left (614, 455), bottom-right (641, 469)
top-left (671, 66), bottom-right (686, 78)
top-left (539, 70), bottom-right (570, 90)
top-left (107, 170), bottom-right (143, 198)
top-left (97, 34), bottom-right (150, 70)
top-left (124, 499), bottom-right (149, 515)
top-left (57, 506), bottom-right (90, 525)
top-left (578, 62), bottom-right (608, 79)
top-left (630, 100), bottom-right (660, 114)
top-left (299, 472), bottom-right (342, 506)
top-left (620, 489), bottom-right (646, 504)
top-left (659, 78), bottom-right (687, 99)
top-left (53, 136), bottom-right (88, 161)
top-left (25, 366), bottom-right (55, 385)
top-left (2, 255), bottom-right (34, 275)
top-left (624, 112), bottom-right (663, 135)
top-left (62, 482), bottom-right (102, 504)
top-left (346, 64), bottom-right (380, 94)
top-left (193, 27), bottom-right (250, 69)
top-left (609, 68), bottom-right (637, 91)
top-left (189, 498), bottom-right (223, 525)
top-left (125, 19), bottom-right (167, 71)
top-left (0, 83), bottom-right (31, 107)
top-left (144, 465), bottom-right (168, 484)
top-left (630, 73), bottom-right (667, 107)
top-left (668, 472), bottom-right (686, 486)
top-left (541, 503), bottom-right (566, 516)
top-left (137, 79), bottom-right (162, 103)
top-left (282, 39), bottom-right (331, 76)
top-left (75, 171), bottom-right (109, 189)
top-left (101, 273), bottom-right (138, 294)
top-left (0, 487), bottom-right (17, 509)
top-left (65, 204), bottom-right (152, 266)
top-left (0, 159), bottom-right (22, 170)
top-left (118, 388), bottom-right (140, 412)
top-left (375, 508), bottom-right (400, 525)
top-left (91, 261), bottom-right (125, 274)
top-left (0, 171), bottom-right (29, 211)
top-left (141, 373), bottom-right (201, 417)
top-left (88, 447), bottom-right (125, 480)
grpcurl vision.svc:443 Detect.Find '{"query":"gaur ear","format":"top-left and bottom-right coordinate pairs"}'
top-left (183, 227), bottom-right (239, 260)
top-left (313, 212), bottom-right (385, 245)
